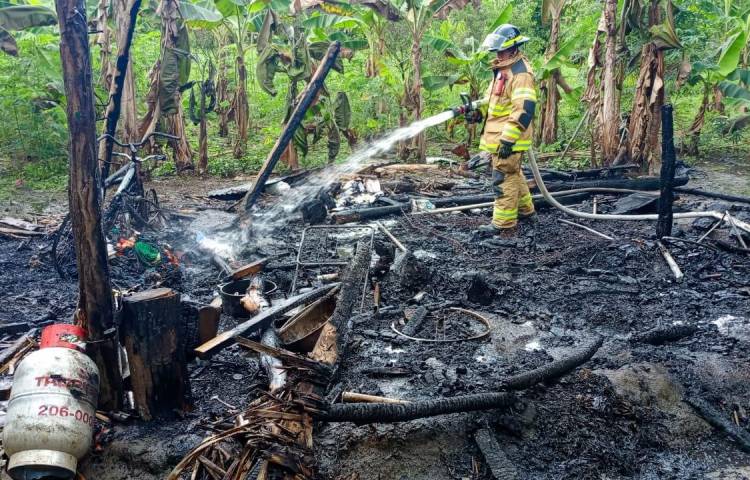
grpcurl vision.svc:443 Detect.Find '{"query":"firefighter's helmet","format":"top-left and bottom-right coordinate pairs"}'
top-left (481, 24), bottom-right (529, 52)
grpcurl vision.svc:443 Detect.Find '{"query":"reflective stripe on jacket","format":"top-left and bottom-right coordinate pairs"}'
top-left (479, 54), bottom-right (537, 154)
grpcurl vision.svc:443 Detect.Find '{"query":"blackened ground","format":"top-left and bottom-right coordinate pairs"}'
top-left (0, 173), bottom-right (749, 479)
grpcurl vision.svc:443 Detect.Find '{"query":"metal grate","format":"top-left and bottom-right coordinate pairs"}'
top-left (290, 225), bottom-right (374, 295)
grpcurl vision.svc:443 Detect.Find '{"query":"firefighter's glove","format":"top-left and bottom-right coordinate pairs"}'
top-left (468, 152), bottom-right (491, 170)
top-left (465, 109), bottom-right (483, 124)
top-left (498, 141), bottom-right (514, 159)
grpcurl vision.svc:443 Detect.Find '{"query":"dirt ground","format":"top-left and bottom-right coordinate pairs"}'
top-left (1, 164), bottom-right (749, 480)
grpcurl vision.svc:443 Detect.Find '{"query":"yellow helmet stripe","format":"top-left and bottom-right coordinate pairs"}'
top-left (501, 35), bottom-right (524, 48)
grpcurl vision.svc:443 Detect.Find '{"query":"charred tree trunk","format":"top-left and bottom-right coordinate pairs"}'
top-left (54, 0), bottom-right (123, 410)
top-left (233, 54), bottom-right (249, 159)
top-left (600, 0), bottom-right (620, 165)
top-left (121, 288), bottom-right (190, 420)
top-left (656, 104), bottom-right (675, 239)
top-left (97, 0), bottom-right (141, 179)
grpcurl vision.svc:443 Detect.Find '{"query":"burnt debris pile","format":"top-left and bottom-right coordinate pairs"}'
top-left (0, 157), bottom-right (749, 480)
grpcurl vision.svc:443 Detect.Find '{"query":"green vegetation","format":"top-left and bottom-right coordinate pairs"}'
top-left (2, 0), bottom-right (750, 198)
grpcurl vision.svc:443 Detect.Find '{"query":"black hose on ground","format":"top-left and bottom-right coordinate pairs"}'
top-left (319, 337), bottom-right (603, 424)
top-left (319, 392), bottom-right (516, 424)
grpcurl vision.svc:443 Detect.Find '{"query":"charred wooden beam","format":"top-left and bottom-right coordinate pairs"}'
top-left (474, 429), bottom-right (519, 480)
top-left (194, 283), bottom-right (340, 358)
top-left (319, 392), bottom-right (516, 424)
top-left (674, 187), bottom-right (750, 205)
top-left (656, 104), bottom-right (676, 239)
top-left (686, 397), bottom-right (750, 453)
top-left (542, 175), bottom-right (688, 192)
top-left (243, 42), bottom-right (341, 212)
top-left (631, 324), bottom-right (697, 345)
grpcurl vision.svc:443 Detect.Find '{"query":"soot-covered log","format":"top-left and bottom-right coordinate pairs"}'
top-left (320, 337), bottom-right (602, 424)
top-left (542, 175), bottom-right (688, 193)
top-left (631, 324), bottom-right (697, 345)
top-left (675, 187), bottom-right (750, 205)
top-left (499, 337), bottom-right (603, 391)
top-left (474, 429), bottom-right (519, 480)
top-left (329, 239), bottom-right (372, 373)
top-left (121, 288), bottom-right (190, 420)
top-left (319, 392), bottom-right (516, 424)
top-left (686, 397), bottom-right (750, 453)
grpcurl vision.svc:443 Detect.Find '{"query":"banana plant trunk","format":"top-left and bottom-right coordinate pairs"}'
top-left (626, 0), bottom-right (664, 174)
top-left (97, 0), bottom-right (141, 180)
top-left (168, 103), bottom-right (194, 171)
top-left (198, 86), bottom-right (208, 173)
top-left (233, 54), bottom-right (249, 158)
top-left (410, 31), bottom-right (426, 162)
top-left (686, 85), bottom-right (709, 156)
top-left (600, 0), bottom-right (620, 165)
top-left (540, 9), bottom-right (562, 145)
top-left (217, 56), bottom-right (230, 137)
top-left (54, 0), bottom-right (123, 411)
top-left (95, 0), bottom-right (111, 88)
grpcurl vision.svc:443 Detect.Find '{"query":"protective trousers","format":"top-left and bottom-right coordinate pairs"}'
top-left (491, 152), bottom-right (535, 229)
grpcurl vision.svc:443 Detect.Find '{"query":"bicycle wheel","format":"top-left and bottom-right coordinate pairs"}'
top-left (51, 213), bottom-right (77, 279)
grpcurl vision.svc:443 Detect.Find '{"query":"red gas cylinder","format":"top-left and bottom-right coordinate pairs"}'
top-left (3, 324), bottom-right (99, 479)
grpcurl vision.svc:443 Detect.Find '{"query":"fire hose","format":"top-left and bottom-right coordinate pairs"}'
top-left (526, 148), bottom-right (750, 234)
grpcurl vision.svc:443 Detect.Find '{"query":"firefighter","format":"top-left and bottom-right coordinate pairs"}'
top-left (468, 24), bottom-right (538, 236)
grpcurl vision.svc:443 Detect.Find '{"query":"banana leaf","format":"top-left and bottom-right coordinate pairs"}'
top-left (422, 73), bottom-right (461, 91)
top-left (288, 29), bottom-right (311, 82)
top-left (256, 45), bottom-right (281, 96)
top-left (719, 80), bottom-right (750, 103)
top-left (333, 91), bottom-right (351, 130)
top-left (309, 40), bottom-right (344, 72)
top-left (0, 5), bottom-right (56, 30)
top-left (293, 125), bottom-right (308, 158)
top-left (179, 1), bottom-right (223, 28)
top-left (0, 27), bottom-right (16, 56)
top-left (327, 125), bottom-right (340, 162)
top-left (718, 30), bottom-right (747, 77)
top-left (727, 68), bottom-right (750, 87)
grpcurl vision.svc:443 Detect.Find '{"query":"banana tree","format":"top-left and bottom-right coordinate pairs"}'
top-left (422, 34), bottom-right (490, 145)
top-left (625, 0), bottom-right (681, 173)
top-left (139, 0), bottom-right (194, 171)
top-left (293, 91), bottom-right (354, 163)
top-left (188, 58), bottom-right (217, 173)
top-left (0, 5), bottom-right (56, 56)
top-left (395, 0), bottom-right (478, 161)
top-left (683, 28), bottom-right (748, 154)
top-left (256, 9), bottom-right (354, 165)
top-left (539, 0), bottom-right (568, 145)
top-left (211, 0), bottom-right (267, 159)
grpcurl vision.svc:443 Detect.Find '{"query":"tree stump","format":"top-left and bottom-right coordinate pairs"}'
top-left (121, 288), bottom-right (190, 420)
